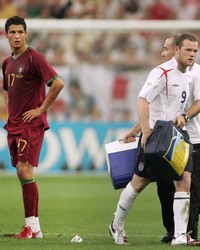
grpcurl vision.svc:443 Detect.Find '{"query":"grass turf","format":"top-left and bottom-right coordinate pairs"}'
top-left (0, 174), bottom-right (194, 249)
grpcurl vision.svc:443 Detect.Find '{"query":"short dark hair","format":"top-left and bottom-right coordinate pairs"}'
top-left (169, 35), bottom-right (179, 47)
top-left (175, 33), bottom-right (197, 48)
top-left (5, 16), bottom-right (27, 33)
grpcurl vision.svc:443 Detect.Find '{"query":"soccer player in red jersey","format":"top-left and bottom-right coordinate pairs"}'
top-left (2, 16), bottom-right (64, 239)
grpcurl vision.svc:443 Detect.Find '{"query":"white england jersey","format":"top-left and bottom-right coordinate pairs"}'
top-left (139, 57), bottom-right (191, 129)
top-left (186, 62), bottom-right (200, 144)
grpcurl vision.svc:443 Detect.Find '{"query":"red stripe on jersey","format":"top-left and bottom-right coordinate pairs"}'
top-left (158, 67), bottom-right (173, 97)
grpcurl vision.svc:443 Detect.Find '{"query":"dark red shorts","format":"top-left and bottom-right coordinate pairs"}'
top-left (7, 126), bottom-right (45, 167)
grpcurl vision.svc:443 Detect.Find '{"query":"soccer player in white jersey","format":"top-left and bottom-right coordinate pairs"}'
top-left (109, 33), bottom-right (198, 246)
top-left (119, 35), bottom-right (200, 245)
top-left (175, 62), bottom-right (200, 241)
top-left (158, 36), bottom-right (200, 244)
top-left (157, 36), bottom-right (177, 243)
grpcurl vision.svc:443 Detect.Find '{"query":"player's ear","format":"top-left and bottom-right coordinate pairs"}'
top-left (174, 46), bottom-right (179, 54)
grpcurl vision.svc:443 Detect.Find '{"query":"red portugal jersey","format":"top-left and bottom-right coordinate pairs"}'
top-left (2, 47), bottom-right (59, 133)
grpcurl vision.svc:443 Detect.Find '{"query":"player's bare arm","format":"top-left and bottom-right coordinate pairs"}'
top-left (174, 99), bottom-right (200, 128)
top-left (138, 97), bottom-right (151, 148)
top-left (22, 77), bottom-right (64, 123)
top-left (3, 90), bottom-right (8, 108)
top-left (185, 99), bottom-right (200, 119)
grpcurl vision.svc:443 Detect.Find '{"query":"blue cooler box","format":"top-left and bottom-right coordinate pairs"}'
top-left (105, 139), bottom-right (139, 189)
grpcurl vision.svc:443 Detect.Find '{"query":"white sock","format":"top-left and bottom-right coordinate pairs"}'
top-left (173, 192), bottom-right (190, 238)
top-left (25, 216), bottom-right (43, 238)
top-left (35, 217), bottom-right (43, 238)
top-left (25, 216), bottom-right (35, 229)
top-left (113, 182), bottom-right (138, 229)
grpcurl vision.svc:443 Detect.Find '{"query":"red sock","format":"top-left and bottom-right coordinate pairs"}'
top-left (22, 181), bottom-right (38, 217)
top-left (35, 184), bottom-right (39, 217)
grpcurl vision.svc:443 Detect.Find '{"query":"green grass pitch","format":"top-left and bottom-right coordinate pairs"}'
top-left (0, 174), bottom-right (193, 249)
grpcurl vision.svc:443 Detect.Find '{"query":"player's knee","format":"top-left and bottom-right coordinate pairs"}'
top-left (16, 162), bottom-right (34, 179)
top-left (131, 175), bottom-right (149, 193)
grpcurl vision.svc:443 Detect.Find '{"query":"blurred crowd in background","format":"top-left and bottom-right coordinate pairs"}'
top-left (1, 0), bottom-right (200, 20)
top-left (1, 0), bottom-right (200, 123)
